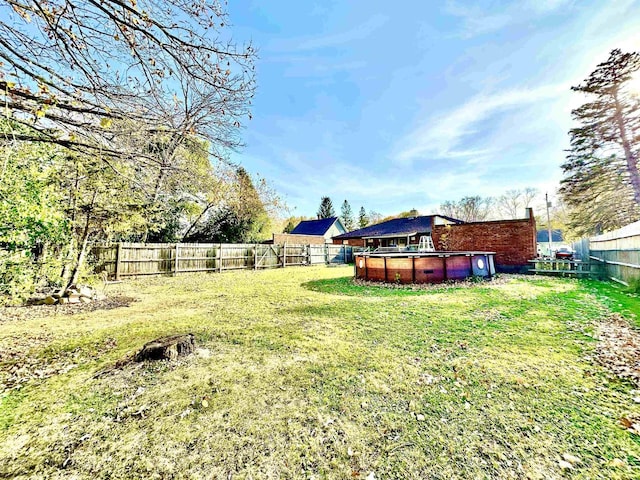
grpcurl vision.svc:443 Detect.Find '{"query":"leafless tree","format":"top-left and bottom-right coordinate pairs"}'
top-left (497, 188), bottom-right (538, 219)
top-left (440, 196), bottom-right (493, 222)
top-left (0, 0), bottom-right (255, 163)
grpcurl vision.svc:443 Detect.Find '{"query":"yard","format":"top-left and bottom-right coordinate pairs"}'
top-left (1, 266), bottom-right (640, 479)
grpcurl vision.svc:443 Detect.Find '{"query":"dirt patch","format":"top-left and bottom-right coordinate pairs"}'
top-left (596, 314), bottom-right (640, 386)
top-left (0, 296), bottom-right (137, 323)
top-left (0, 336), bottom-right (119, 395)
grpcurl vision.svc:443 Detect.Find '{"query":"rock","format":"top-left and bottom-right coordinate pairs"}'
top-left (78, 286), bottom-right (93, 298)
top-left (67, 295), bottom-right (81, 304)
top-left (80, 296), bottom-right (92, 303)
top-left (134, 334), bottom-right (196, 362)
top-left (44, 296), bottom-right (57, 305)
top-left (58, 297), bottom-right (69, 305)
top-left (93, 292), bottom-right (107, 301)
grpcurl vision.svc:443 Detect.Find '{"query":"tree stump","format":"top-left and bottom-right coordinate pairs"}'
top-left (134, 334), bottom-right (196, 362)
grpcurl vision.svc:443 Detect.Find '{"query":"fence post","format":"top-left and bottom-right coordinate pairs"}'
top-left (307, 244), bottom-right (311, 265)
top-left (174, 243), bottom-right (179, 275)
top-left (115, 243), bottom-right (122, 280)
top-left (324, 243), bottom-right (329, 264)
top-left (282, 243), bottom-right (286, 268)
top-left (218, 244), bottom-right (223, 273)
top-left (254, 244), bottom-right (258, 270)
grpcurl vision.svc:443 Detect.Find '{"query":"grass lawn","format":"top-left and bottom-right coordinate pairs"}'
top-left (1, 266), bottom-right (640, 479)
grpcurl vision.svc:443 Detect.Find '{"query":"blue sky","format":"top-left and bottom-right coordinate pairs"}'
top-left (227, 0), bottom-right (640, 218)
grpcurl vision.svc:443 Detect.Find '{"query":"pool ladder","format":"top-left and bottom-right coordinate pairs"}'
top-left (418, 235), bottom-right (435, 252)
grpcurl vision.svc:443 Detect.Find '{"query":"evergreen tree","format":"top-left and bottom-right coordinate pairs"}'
top-left (340, 200), bottom-right (354, 231)
top-left (283, 218), bottom-right (297, 233)
top-left (560, 49), bottom-right (640, 235)
top-left (317, 197), bottom-right (335, 219)
top-left (358, 207), bottom-right (369, 228)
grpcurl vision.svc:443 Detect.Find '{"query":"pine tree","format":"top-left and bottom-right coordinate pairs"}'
top-left (340, 200), bottom-right (354, 231)
top-left (317, 197), bottom-right (335, 219)
top-left (283, 218), bottom-right (296, 233)
top-left (358, 207), bottom-right (369, 228)
top-left (560, 49), bottom-right (640, 235)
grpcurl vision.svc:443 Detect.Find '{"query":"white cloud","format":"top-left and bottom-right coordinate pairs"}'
top-left (269, 15), bottom-right (388, 52)
top-left (444, 0), bottom-right (574, 37)
top-left (393, 83), bottom-right (568, 165)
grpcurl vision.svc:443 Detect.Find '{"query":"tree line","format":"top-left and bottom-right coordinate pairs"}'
top-left (295, 189), bottom-right (546, 233)
top-left (282, 197), bottom-right (383, 233)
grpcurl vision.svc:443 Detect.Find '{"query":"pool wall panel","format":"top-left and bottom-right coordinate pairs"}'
top-left (354, 252), bottom-right (494, 284)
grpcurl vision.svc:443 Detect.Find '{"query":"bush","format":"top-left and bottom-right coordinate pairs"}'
top-left (0, 250), bottom-right (38, 305)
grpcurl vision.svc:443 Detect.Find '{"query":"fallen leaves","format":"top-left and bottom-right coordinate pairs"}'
top-left (619, 416), bottom-right (640, 435)
top-left (595, 314), bottom-right (640, 386)
top-left (1, 295), bottom-right (137, 323)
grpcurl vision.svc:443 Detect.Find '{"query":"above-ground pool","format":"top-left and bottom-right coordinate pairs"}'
top-left (354, 251), bottom-right (496, 284)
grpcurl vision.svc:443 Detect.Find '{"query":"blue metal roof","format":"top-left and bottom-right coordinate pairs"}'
top-left (536, 229), bottom-right (563, 242)
top-left (291, 217), bottom-right (340, 236)
top-left (335, 215), bottom-right (461, 239)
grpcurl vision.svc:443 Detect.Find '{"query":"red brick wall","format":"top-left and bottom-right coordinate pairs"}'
top-left (332, 238), bottom-right (365, 247)
top-left (432, 213), bottom-right (536, 271)
top-left (272, 233), bottom-right (326, 245)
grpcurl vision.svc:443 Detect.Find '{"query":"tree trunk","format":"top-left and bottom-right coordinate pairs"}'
top-left (181, 202), bottom-right (214, 241)
top-left (613, 91), bottom-right (640, 205)
top-left (65, 210), bottom-right (92, 291)
top-left (135, 334), bottom-right (196, 361)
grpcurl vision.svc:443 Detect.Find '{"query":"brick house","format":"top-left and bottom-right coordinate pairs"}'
top-left (335, 210), bottom-right (537, 272)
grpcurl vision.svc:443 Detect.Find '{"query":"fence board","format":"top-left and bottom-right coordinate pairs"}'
top-left (575, 220), bottom-right (640, 285)
top-left (90, 242), bottom-right (360, 279)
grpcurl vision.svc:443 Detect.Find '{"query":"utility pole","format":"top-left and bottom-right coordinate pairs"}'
top-left (546, 193), bottom-right (552, 258)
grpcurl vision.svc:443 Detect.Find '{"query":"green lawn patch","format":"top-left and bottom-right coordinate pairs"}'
top-left (583, 279), bottom-right (640, 327)
top-left (1, 266), bottom-right (639, 479)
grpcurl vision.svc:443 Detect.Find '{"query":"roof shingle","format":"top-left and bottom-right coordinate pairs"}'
top-left (335, 215), bottom-right (461, 239)
top-left (291, 217), bottom-right (340, 236)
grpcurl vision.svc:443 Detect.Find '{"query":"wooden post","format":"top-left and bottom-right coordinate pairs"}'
top-left (174, 243), bottom-right (179, 275)
top-left (324, 243), bottom-right (329, 264)
top-left (115, 243), bottom-right (122, 280)
top-left (218, 244), bottom-right (223, 273)
top-left (282, 243), bottom-right (287, 268)
top-left (254, 244), bottom-right (258, 270)
top-left (307, 244), bottom-right (311, 265)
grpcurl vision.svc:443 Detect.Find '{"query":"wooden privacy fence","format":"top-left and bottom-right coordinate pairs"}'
top-left (91, 243), bottom-right (360, 279)
top-left (573, 220), bottom-right (640, 285)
